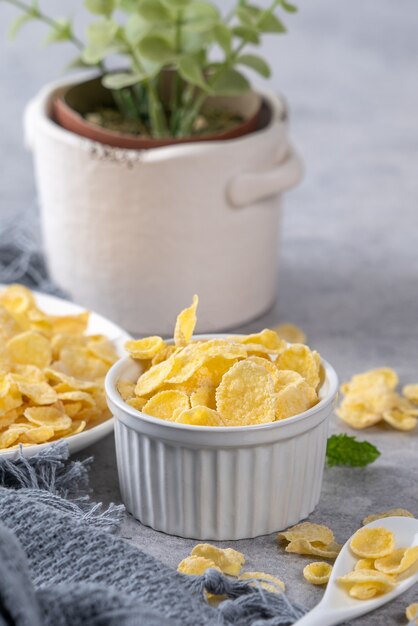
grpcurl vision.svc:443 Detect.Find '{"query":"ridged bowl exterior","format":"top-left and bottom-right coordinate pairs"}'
top-left (106, 343), bottom-right (338, 540)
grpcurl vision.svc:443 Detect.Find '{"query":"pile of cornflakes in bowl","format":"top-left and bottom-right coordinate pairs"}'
top-left (117, 296), bottom-right (324, 426)
top-left (0, 284), bottom-right (118, 450)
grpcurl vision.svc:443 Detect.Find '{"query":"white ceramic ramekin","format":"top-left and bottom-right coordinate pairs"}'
top-left (105, 338), bottom-right (338, 540)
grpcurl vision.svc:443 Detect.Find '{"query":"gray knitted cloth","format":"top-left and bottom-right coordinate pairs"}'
top-left (0, 443), bottom-right (305, 626)
top-left (0, 212), bottom-right (63, 296)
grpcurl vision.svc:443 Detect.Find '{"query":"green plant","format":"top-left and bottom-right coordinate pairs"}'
top-left (326, 434), bottom-right (381, 468)
top-left (3, 0), bottom-right (297, 138)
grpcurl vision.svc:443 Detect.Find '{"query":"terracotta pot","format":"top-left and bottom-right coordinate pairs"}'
top-left (52, 75), bottom-right (262, 149)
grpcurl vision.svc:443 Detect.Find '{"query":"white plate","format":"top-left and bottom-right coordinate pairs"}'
top-left (0, 286), bottom-right (132, 459)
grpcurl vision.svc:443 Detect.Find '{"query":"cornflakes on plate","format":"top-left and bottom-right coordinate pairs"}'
top-left (0, 284), bottom-right (120, 452)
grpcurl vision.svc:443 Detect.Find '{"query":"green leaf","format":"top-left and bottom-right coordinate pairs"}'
top-left (116, 0), bottom-right (139, 11)
top-left (257, 12), bottom-right (286, 34)
top-left (81, 43), bottom-right (117, 64)
top-left (212, 23), bottom-right (232, 55)
top-left (279, 0), bottom-right (298, 13)
top-left (183, 2), bottom-right (220, 33)
top-left (236, 6), bottom-right (256, 25)
top-left (66, 55), bottom-right (93, 70)
top-left (82, 20), bottom-right (125, 64)
top-left (210, 68), bottom-right (250, 96)
top-left (84, 0), bottom-right (115, 17)
top-left (232, 25), bottom-right (260, 45)
top-left (86, 18), bottom-right (119, 46)
top-left (243, 4), bottom-right (262, 19)
top-left (326, 434), bottom-right (381, 468)
top-left (8, 11), bottom-right (39, 40)
top-left (182, 28), bottom-right (213, 53)
top-left (44, 19), bottom-right (74, 45)
top-left (140, 57), bottom-right (164, 79)
top-left (124, 14), bottom-right (151, 45)
top-left (137, 0), bottom-right (172, 23)
top-left (237, 53), bottom-right (271, 78)
top-left (138, 35), bottom-right (176, 63)
top-left (177, 56), bottom-right (208, 90)
top-left (161, 0), bottom-right (192, 8)
top-left (102, 72), bottom-right (146, 90)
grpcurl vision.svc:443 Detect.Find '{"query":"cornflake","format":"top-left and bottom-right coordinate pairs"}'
top-left (350, 527), bottom-right (395, 559)
top-left (191, 544), bottom-right (245, 576)
top-left (406, 603), bottom-right (418, 623)
top-left (278, 522), bottom-right (341, 559)
top-left (362, 509), bottom-right (414, 526)
top-left (303, 562), bottom-right (332, 585)
top-left (240, 571), bottom-right (285, 593)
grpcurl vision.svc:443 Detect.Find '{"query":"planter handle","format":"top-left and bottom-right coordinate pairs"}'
top-left (226, 144), bottom-right (303, 208)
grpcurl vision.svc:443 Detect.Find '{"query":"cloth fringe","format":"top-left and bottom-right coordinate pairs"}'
top-left (0, 441), bottom-right (124, 534)
top-left (196, 570), bottom-right (306, 626)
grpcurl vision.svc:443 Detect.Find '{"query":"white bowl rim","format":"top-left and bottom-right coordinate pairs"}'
top-left (105, 334), bottom-right (339, 434)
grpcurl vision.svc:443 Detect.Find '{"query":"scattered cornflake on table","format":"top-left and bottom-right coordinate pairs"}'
top-left (303, 562), bottom-right (333, 585)
top-left (403, 384), bottom-right (418, 404)
top-left (177, 555), bottom-right (221, 575)
top-left (362, 509), bottom-right (414, 526)
top-left (191, 544), bottom-right (245, 576)
top-left (278, 522), bottom-right (342, 559)
top-left (278, 522), bottom-right (334, 545)
top-left (178, 543), bottom-right (285, 600)
top-left (406, 603), bottom-right (418, 624)
top-left (240, 571), bottom-right (285, 593)
top-left (0, 284), bottom-right (118, 450)
top-left (337, 367), bottom-right (418, 431)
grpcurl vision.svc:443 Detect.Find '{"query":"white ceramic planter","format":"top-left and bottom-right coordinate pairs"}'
top-left (25, 75), bottom-right (303, 335)
top-left (105, 338), bottom-right (338, 540)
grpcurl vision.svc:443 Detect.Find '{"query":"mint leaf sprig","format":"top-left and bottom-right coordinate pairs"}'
top-left (326, 434), bottom-right (380, 468)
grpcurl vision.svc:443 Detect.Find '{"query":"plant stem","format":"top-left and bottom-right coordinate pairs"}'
top-left (176, 88), bottom-right (207, 137)
top-left (147, 80), bottom-right (169, 138)
top-left (129, 46), bottom-right (168, 138)
top-left (3, 0), bottom-right (84, 49)
top-left (170, 9), bottom-right (183, 135)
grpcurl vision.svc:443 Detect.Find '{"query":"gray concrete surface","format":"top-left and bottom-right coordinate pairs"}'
top-left (1, 0), bottom-right (418, 623)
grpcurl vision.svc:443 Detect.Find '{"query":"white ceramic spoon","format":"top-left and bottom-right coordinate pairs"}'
top-left (296, 516), bottom-right (418, 625)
